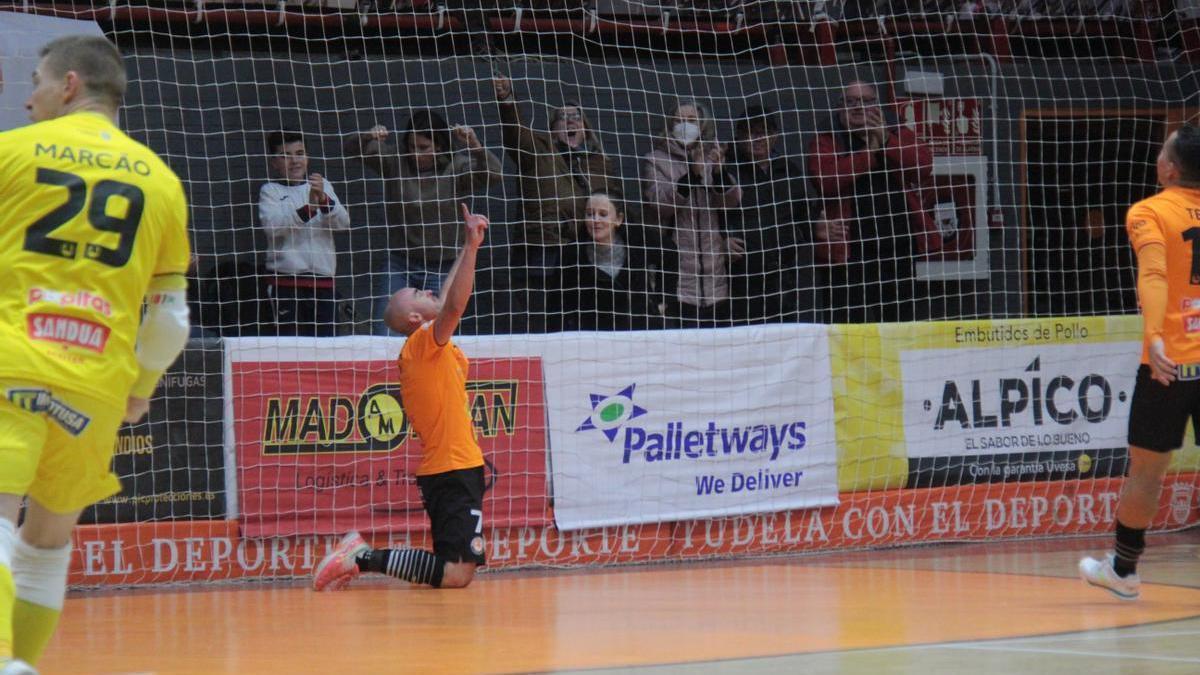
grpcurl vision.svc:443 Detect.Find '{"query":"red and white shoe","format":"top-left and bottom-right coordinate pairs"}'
top-left (313, 531), bottom-right (369, 592)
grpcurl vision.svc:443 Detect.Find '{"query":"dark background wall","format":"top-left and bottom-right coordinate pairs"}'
top-left (116, 49), bottom-right (1199, 330)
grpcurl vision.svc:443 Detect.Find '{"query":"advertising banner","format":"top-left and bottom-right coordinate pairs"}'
top-left (68, 472), bottom-right (1200, 585)
top-left (900, 334), bottom-right (1137, 487)
top-left (831, 316), bottom-right (1200, 489)
top-left (231, 353), bottom-right (548, 537)
top-left (544, 325), bottom-right (838, 531)
top-left (81, 339), bottom-right (226, 523)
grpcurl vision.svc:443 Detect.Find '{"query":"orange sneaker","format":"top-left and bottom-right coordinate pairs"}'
top-left (313, 531), bottom-right (369, 592)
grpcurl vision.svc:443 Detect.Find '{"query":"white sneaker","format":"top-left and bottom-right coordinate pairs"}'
top-left (0, 659), bottom-right (39, 675)
top-left (1079, 552), bottom-right (1140, 600)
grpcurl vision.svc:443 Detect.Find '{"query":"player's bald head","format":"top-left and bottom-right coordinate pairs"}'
top-left (385, 288), bottom-right (435, 335)
top-left (38, 35), bottom-right (126, 110)
top-left (1168, 124), bottom-right (1200, 185)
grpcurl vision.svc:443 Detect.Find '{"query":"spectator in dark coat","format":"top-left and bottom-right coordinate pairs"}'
top-left (559, 190), bottom-right (666, 331)
top-left (726, 104), bottom-right (821, 324)
top-left (492, 74), bottom-right (620, 332)
top-left (808, 80), bottom-right (941, 323)
top-left (344, 110), bottom-right (502, 335)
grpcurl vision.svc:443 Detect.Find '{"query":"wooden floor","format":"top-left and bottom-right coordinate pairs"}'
top-left (40, 532), bottom-right (1200, 674)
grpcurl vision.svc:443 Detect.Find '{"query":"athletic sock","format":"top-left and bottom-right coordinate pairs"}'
top-left (356, 549), bottom-right (445, 588)
top-left (11, 538), bottom-right (71, 665)
top-left (0, 519), bottom-right (15, 661)
top-left (1113, 520), bottom-right (1146, 578)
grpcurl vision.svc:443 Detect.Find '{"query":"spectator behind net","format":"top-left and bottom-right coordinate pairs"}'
top-left (808, 80), bottom-right (940, 323)
top-left (642, 98), bottom-right (744, 328)
top-left (727, 104), bottom-right (822, 324)
top-left (258, 129), bottom-right (351, 336)
top-left (344, 110), bottom-right (502, 335)
top-left (559, 189), bottom-right (666, 331)
top-left (493, 73), bottom-right (619, 333)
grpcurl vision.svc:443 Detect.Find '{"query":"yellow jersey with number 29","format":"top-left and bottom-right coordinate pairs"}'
top-left (0, 111), bottom-right (189, 404)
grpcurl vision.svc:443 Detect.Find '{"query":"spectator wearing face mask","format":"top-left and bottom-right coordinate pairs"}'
top-left (642, 98), bottom-right (743, 328)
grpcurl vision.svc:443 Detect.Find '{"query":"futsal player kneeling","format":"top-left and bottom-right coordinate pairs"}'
top-left (314, 204), bottom-right (488, 591)
top-left (1079, 125), bottom-right (1200, 601)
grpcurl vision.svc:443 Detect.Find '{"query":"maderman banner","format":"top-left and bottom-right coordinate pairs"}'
top-left (231, 355), bottom-right (549, 538)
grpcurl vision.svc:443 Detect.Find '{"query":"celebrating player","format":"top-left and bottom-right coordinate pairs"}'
top-left (0, 36), bottom-right (191, 674)
top-left (313, 203), bottom-right (488, 591)
top-left (1079, 124), bottom-right (1200, 600)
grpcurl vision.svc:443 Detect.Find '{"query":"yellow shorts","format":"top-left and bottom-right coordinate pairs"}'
top-left (0, 380), bottom-right (124, 514)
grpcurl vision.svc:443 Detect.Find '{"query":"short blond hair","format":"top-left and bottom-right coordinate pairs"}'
top-left (39, 35), bottom-right (126, 110)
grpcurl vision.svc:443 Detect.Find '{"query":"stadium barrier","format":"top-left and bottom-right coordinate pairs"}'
top-left (68, 473), bottom-right (1200, 585)
top-left (80, 340), bottom-right (227, 525)
top-left (66, 317), bottom-right (1200, 586)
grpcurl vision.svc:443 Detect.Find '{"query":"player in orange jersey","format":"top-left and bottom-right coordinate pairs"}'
top-left (313, 203), bottom-right (488, 591)
top-left (1080, 124), bottom-right (1200, 600)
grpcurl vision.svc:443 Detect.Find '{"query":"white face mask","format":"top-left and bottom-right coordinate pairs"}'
top-left (672, 121), bottom-right (701, 144)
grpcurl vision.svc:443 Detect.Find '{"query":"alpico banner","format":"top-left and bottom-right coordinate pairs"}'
top-left (544, 325), bottom-right (838, 531)
top-left (896, 317), bottom-right (1145, 487)
top-left (227, 338), bottom-right (549, 538)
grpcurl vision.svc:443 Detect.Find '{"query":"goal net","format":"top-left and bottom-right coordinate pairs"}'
top-left (3, 0), bottom-right (1198, 586)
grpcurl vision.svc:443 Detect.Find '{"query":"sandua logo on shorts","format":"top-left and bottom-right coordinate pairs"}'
top-left (575, 383), bottom-right (807, 464)
top-left (6, 388), bottom-right (91, 436)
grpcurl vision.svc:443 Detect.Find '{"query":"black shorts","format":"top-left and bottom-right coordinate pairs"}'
top-left (1127, 364), bottom-right (1200, 452)
top-left (417, 465), bottom-right (486, 565)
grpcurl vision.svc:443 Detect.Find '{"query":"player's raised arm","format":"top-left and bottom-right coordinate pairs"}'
top-left (431, 203), bottom-right (488, 345)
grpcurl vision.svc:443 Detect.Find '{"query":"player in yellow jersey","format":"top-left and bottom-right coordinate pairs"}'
top-left (0, 36), bottom-right (190, 674)
top-left (313, 203), bottom-right (487, 591)
top-left (1079, 124), bottom-right (1200, 600)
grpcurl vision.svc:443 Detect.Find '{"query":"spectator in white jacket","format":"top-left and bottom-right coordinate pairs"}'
top-left (258, 130), bottom-right (351, 336)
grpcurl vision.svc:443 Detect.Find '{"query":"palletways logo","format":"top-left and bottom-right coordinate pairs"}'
top-left (576, 383), bottom-right (807, 464)
top-left (575, 383), bottom-right (648, 442)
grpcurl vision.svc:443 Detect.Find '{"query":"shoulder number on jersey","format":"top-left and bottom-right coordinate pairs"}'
top-left (25, 167), bottom-right (144, 268)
